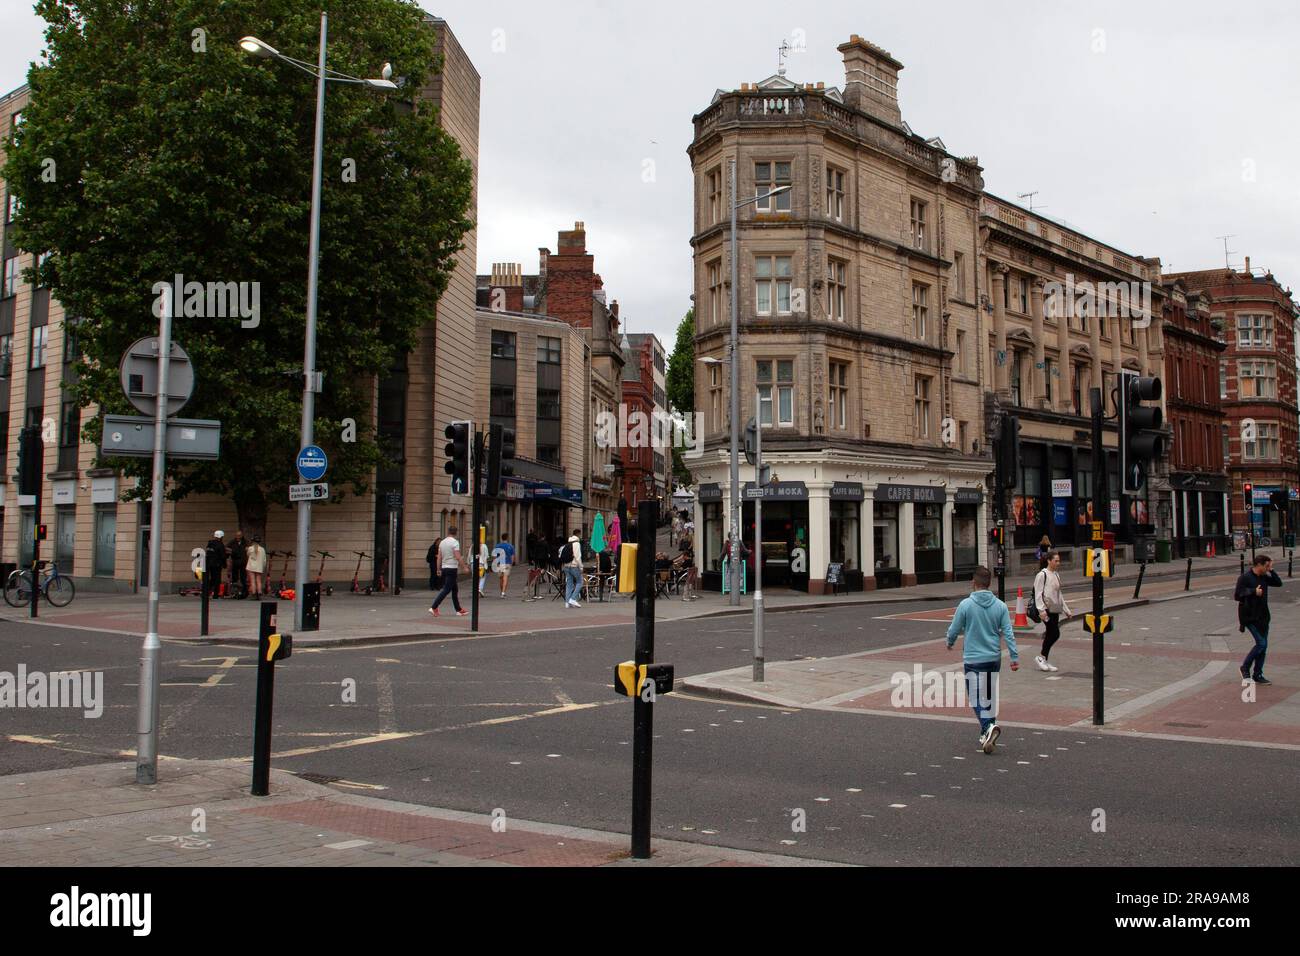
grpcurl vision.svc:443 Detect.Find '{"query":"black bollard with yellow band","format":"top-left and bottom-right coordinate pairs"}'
top-left (251, 600), bottom-right (292, 796)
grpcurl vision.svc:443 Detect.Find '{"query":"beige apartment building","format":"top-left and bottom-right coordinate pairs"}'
top-left (687, 37), bottom-right (990, 594)
top-left (0, 14), bottom-right (481, 592)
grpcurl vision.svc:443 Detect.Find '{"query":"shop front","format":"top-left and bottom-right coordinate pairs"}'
top-left (828, 482), bottom-right (864, 592)
top-left (1170, 474), bottom-right (1229, 557)
top-left (876, 484), bottom-right (947, 586)
top-left (952, 489), bottom-right (983, 580)
top-left (742, 481), bottom-right (810, 591)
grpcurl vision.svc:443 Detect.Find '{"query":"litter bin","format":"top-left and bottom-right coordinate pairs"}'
top-left (301, 582), bottom-right (321, 632)
top-left (1155, 539), bottom-right (1172, 563)
top-left (1102, 531), bottom-right (1115, 555)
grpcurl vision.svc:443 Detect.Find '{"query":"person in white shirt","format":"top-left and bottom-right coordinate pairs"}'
top-left (477, 539), bottom-right (490, 595)
top-left (429, 527), bottom-right (468, 617)
top-left (560, 531), bottom-right (584, 608)
top-left (1033, 550), bottom-right (1072, 672)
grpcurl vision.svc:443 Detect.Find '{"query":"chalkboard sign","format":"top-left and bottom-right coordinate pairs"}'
top-left (826, 563), bottom-right (844, 586)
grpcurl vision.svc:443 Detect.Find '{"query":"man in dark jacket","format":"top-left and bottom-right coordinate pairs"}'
top-left (228, 530), bottom-right (248, 599)
top-left (205, 531), bottom-right (228, 599)
top-left (1234, 553), bottom-right (1282, 685)
top-left (426, 539), bottom-right (441, 591)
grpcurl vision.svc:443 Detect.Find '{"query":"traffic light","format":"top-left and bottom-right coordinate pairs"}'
top-left (443, 421), bottom-right (472, 497)
top-left (17, 424), bottom-right (42, 497)
top-left (1270, 489), bottom-right (1288, 512)
top-left (999, 414), bottom-right (1020, 488)
top-left (1243, 482), bottom-right (1254, 511)
top-left (35, 523), bottom-right (47, 542)
top-left (743, 418), bottom-right (757, 466)
top-left (485, 422), bottom-right (503, 498)
top-left (1119, 374), bottom-right (1163, 494)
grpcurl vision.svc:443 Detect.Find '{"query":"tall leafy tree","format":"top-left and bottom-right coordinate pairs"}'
top-left (5, 0), bottom-right (473, 538)
top-left (665, 307), bottom-right (695, 485)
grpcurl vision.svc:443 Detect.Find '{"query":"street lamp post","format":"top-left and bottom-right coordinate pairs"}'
top-left (240, 16), bottom-right (396, 630)
top-left (726, 159), bottom-right (790, 606)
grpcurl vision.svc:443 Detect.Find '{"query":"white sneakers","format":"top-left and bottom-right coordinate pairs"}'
top-left (979, 724), bottom-right (1002, 754)
top-left (1035, 655), bottom-right (1058, 672)
top-left (566, 600), bottom-right (582, 608)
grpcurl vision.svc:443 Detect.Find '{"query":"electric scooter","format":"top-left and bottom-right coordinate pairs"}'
top-left (277, 550), bottom-right (295, 599)
top-left (315, 550), bottom-right (335, 597)
top-left (350, 551), bottom-right (373, 595)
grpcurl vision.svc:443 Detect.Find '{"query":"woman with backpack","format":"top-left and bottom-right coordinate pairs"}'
top-left (560, 530), bottom-right (585, 608)
top-left (1032, 550), bottom-right (1071, 672)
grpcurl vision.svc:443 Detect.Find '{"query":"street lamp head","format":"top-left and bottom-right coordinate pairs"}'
top-left (363, 78), bottom-right (398, 90)
top-left (768, 185), bottom-right (792, 196)
top-left (239, 36), bottom-right (278, 58)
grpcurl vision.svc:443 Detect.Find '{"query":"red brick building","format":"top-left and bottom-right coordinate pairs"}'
top-left (1160, 280), bottom-right (1228, 556)
top-left (1168, 263), bottom-right (1299, 546)
top-left (620, 337), bottom-right (656, 509)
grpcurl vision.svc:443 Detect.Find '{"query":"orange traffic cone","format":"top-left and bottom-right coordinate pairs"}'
top-left (1210, 541), bottom-right (1217, 558)
top-left (1013, 587), bottom-right (1031, 629)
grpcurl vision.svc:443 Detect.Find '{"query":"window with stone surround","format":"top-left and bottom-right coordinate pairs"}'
top-left (1243, 421), bottom-right (1279, 461)
top-left (708, 259), bottom-right (723, 326)
top-left (757, 359), bottom-right (794, 427)
top-left (709, 363), bottom-right (723, 431)
top-left (755, 162), bottom-right (792, 213)
top-left (827, 257), bottom-right (847, 322)
top-left (955, 329), bottom-right (967, 376)
top-left (706, 167), bottom-right (722, 225)
top-left (914, 375), bottom-right (932, 438)
top-left (909, 198), bottom-right (927, 252)
top-left (912, 282), bottom-right (929, 339)
top-left (828, 361), bottom-right (849, 430)
top-left (1017, 277), bottom-right (1028, 314)
top-left (953, 252), bottom-right (966, 301)
top-left (826, 165), bottom-right (845, 222)
top-left (1237, 314), bottom-right (1272, 349)
top-left (1239, 359), bottom-right (1277, 399)
top-left (754, 255), bottom-right (792, 315)
top-left (2, 255), bottom-right (18, 298)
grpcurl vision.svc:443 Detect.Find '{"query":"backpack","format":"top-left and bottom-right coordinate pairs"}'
top-left (559, 541), bottom-right (578, 566)
top-left (1027, 570), bottom-right (1044, 623)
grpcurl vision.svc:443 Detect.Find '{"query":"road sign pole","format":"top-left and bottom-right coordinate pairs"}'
top-left (136, 290), bottom-right (173, 785)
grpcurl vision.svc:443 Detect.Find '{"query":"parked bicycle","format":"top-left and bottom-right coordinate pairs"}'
top-left (4, 560), bottom-right (76, 608)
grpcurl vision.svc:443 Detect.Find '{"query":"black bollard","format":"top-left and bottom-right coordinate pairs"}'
top-left (1133, 561), bottom-right (1147, 599)
top-left (1185, 557), bottom-right (1193, 592)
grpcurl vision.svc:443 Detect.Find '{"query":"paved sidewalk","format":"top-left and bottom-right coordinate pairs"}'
top-left (0, 759), bottom-right (830, 867)
top-left (682, 583), bottom-right (1300, 750)
top-left (0, 553), bottom-right (1253, 647)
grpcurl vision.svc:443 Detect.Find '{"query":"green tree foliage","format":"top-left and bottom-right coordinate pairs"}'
top-left (665, 307), bottom-right (695, 485)
top-left (4, 0), bottom-right (473, 537)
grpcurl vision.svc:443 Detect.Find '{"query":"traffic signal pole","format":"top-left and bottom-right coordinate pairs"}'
top-left (1090, 388), bottom-right (1108, 726)
top-left (470, 429), bottom-right (484, 634)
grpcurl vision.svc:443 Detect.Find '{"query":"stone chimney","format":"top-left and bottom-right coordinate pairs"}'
top-left (838, 35), bottom-right (903, 126)
top-left (489, 262), bottom-right (525, 312)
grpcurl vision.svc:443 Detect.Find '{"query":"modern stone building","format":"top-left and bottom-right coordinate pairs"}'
top-left (475, 223), bottom-right (627, 544)
top-left (687, 37), bottom-right (991, 594)
top-left (1167, 262), bottom-right (1300, 544)
top-left (0, 14), bottom-right (482, 591)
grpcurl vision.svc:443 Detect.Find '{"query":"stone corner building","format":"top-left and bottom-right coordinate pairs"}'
top-left (687, 36), bottom-right (990, 594)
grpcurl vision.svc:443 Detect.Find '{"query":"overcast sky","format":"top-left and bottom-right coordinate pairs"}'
top-left (3, 1), bottom-right (1298, 347)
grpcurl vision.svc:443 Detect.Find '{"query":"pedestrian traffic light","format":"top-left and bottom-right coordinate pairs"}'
top-left (17, 424), bottom-right (42, 497)
top-left (999, 414), bottom-right (1020, 488)
top-left (485, 422), bottom-right (503, 498)
top-left (1119, 374), bottom-right (1163, 494)
top-left (35, 523), bottom-right (47, 542)
top-left (1243, 482), bottom-right (1253, 510)
top-left (443, 421), bottom-right (472, 497)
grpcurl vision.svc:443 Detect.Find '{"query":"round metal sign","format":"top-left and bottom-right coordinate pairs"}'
top-left (119, 336), bottom-right (195, 417)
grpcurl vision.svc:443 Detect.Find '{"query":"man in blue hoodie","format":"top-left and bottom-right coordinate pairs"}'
top-left (946, 566), bottom-right (1020, 754)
